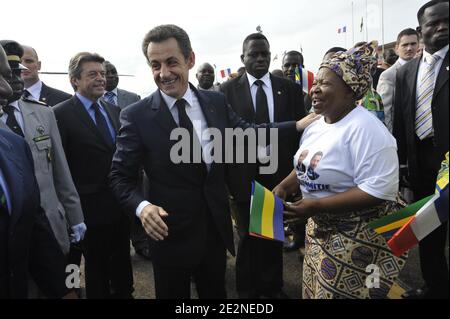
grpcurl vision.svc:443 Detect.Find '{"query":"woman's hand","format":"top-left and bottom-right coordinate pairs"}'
top-left (296, 113), bottom-right (321, 132)
top-left (272, 184), bottom-right (288, 201)
top-left (284, 198), bottom-right (318, 222)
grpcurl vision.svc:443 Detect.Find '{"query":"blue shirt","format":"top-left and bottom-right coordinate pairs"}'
top-left (0, 168), bottom-right (12, 215)
top-left (76, 93), bottom-right (116, 142)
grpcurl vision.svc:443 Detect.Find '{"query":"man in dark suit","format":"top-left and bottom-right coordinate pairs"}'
top-left (220, 33), bottom-right (305, 298)
top-left (20, 45), bottom-right (72, 106)
top-left (393, 0), bottom-right (449, 299)
top-left (109, 24), bottom-right (312, 299)
top-left (103, 61), bottom-right (141, 110)
top-left (0, 45), bottom-right (70, 299)
top-left (53, 52), bottom-right (133, 299)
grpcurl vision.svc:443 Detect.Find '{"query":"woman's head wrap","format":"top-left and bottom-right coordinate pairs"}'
top-left (320, 41), bottom-right (378, 100)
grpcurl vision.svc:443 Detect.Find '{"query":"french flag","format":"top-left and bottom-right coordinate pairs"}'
top-left (220, 68), bottom-right (232, 78)
top-left (388, 185), bottom-right (449, 257)
top-left (295, 66), bottom-right (314, 94)
top-left (338, 26), bottom-right (347, 34)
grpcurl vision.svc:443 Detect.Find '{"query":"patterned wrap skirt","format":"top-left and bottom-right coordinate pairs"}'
top-left (302, 201), bottom-right (408, 299)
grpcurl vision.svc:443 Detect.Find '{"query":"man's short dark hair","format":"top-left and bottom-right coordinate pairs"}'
top-left (242, 33), bottom-right (270, 53)
top-left (142, 24), bottom-right (192, 61)
top-left (324, 47), bottom-right (347, 56)
top-left (417, 0), bottom-right (449, 24)
top-left (396, 28), bottom-right (419, 43)
top-left (283, 50), bottom-right (304, 65)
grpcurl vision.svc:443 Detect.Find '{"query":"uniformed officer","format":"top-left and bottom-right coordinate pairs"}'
top-left (0, 40), bottom-right (86, 258)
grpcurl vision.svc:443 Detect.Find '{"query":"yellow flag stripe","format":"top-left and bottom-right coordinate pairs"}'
top-left (261, 188), bottom-right (275, 238)
top-left (375, 216), bottom-right (413, 234)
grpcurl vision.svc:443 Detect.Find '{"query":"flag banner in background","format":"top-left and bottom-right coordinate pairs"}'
top-left (220, 68), bottom-right (232, 78)
top-left (249, 181), bottom-right (285, 242)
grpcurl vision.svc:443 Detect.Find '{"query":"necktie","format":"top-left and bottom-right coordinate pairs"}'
top-left (22, 89), bottom-right (31, 99)
top-left (0, 183), bottom-right (9, 216)
top-left (175, 99), bottom-right (206, 176)
top-left (254, 80), bottom-right (270, 124)
top-left (104, 91), bottom-right (117, 106)
top-left (3, 105), bottom-right (24, 137)
top-left (415, 54), bottom-right (440, 140)
top-left (91, 103), bottom-right (114, 147)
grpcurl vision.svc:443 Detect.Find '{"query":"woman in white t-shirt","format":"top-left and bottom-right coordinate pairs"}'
top-left (274, 42), bottom-right (407, 299)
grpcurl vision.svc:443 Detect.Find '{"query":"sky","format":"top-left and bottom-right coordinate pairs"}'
top-left (1, 0), bottom-right (427, 97)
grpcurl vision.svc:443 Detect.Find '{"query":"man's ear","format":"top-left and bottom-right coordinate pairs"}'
top-left (240, 54), bottom-right (245, 64)
top-left (37, 61), bottom-right (41, 71)
top-left (416, 26), bottom-right (422, 38)
top-left (188, 51), bottom-right (195, 70)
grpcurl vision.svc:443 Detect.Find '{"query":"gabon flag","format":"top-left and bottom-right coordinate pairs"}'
top-left (249, 181), bottom-right (285, 242)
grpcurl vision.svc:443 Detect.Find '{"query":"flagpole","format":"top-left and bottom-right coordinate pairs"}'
top-left (365, 0), bottom-right (369, 41)
top-left (381, 0), bottom-right (385, 55)
top-left (352, 1), bottom-right (355, 45)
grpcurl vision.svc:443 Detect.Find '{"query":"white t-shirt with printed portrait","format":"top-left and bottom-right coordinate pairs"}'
top-left (294, 106), bottom-right (399, 201)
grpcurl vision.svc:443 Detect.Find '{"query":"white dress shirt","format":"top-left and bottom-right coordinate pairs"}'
top-left (25, 80), bottom-right (43, 101)
top-left (136, 86), bottom-right (213, 217)
top-left (246, 72), bottom-right (275, 122)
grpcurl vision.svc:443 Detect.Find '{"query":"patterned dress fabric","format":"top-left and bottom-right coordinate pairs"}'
top-left (302, 201), bottom-right (408, 299)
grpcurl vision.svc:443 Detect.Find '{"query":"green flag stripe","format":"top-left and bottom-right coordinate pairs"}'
top-left (368, 195), bottom-right (434, 230)
top-left (249, 181), bottom-right (265, 234)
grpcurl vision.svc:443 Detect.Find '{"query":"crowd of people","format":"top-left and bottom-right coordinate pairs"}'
top-left (0, 0), bottom-right (448, 299)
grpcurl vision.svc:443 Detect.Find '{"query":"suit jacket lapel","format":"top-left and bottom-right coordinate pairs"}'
top-left (100, 100), bottom-right (120, 133)
top-left (152, 91), bottom-right (179, 136)
top-left (270, 74), bottom-right (285, 122)
top-left (408, 57), bottom-right (422, 117)
top-left (0, 134), bottom-right (24, 227)
top-left (39, 82), bottom-right (49, 104)
top-left (70, 96), bottom-right (111, 151)
top-left (434, 51), bottom-right (449, 98)
top-left (237, 74), bottom-right (255, 121)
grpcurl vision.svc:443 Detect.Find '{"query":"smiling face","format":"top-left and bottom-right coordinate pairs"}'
top-left (241, 39), bottom-right (271, 79)
top-left (72, 61), bottom-right (106, 101)
top-left (147, 37), bottom-right (195, 99)
top-left (418, 2), bottom-right (449, 54)
top-left (196, 63), bottom-right (215, 90)
top-left (310, 67), bottom-right (354, 123)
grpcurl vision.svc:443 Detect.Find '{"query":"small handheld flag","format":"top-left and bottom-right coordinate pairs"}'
top-left (387, 153), bottom-right (449, 256)
top-left (294, 66), bottom-right (314, 94)
top-left (249, 181), bottom-right (285, 242)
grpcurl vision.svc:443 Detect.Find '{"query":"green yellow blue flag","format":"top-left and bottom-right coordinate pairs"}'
top-left (249, 181), bottom-right (285, 242)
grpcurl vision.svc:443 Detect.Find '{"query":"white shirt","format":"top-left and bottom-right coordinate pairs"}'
top-left (0, 101), bottom-right (24, 131)
top-left (398, 57), bottom-right (409, 66)
top-left (136, 86), bottom-right (213, 217)
top-left (294, 106), bottom-right (399, 201)
top-left (246, 72), bottom-right (275, 123)
top-left (26, 80), bottom-right (43, 101)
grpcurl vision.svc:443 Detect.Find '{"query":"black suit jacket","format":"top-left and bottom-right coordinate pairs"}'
top-left (220, 73), bottom-right (306, 202)
top-left (393, 52), bottom-right (449, 189)
top-left (53, 96), bottom-right (123, 226)
top-left (0, 128), bottom-right (67, 298)
top-left (40, 82), bottom-right (72, 107)
top-left (109, 85), bottom-right (297, 268)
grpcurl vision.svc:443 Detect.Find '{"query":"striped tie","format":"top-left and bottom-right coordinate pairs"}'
top-left (415, 54), bottom-right (440, 140)
top-left (104, 91), bottom-right (117, 106)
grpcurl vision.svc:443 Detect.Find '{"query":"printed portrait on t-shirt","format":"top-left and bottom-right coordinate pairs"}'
top-left (296, 149), bottom-right (309, 175)
top-left (307, 151), bottom-right (323, 181)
